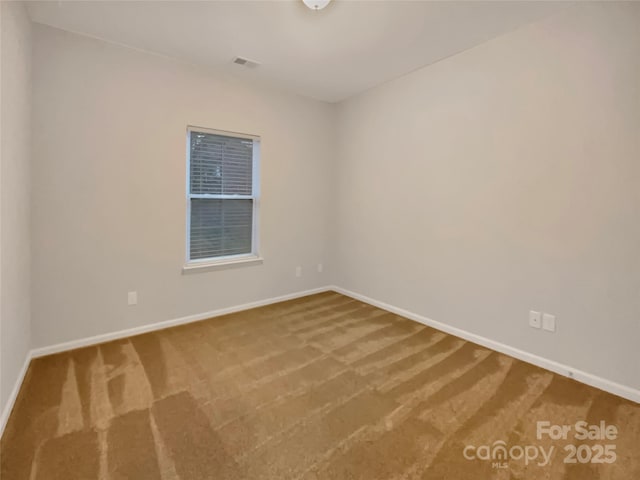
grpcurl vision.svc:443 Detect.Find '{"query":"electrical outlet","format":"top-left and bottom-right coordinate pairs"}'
top-left (128, 291), bottom-right (138, 306)
top-left (529, 310), bottom-right (541, 329)
top-left (295, 266), bottom-right (302, 278)
top-left (317, 263), bottom-right (323, 273)
top-left (542, 313), bottom-right (556, 332)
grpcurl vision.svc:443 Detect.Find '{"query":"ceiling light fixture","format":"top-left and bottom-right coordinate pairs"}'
top-left (303, 0), bottom-right (331, 11)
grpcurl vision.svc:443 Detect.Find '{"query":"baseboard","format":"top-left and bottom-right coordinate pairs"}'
top-left (0, 351), bottom-right (31, 439)
top-left (31, 285), bottom-right (333, 358)
top-left (4, 282), bottom-right (636, 440)
top-left (331, 286), bottom-right (640, 405)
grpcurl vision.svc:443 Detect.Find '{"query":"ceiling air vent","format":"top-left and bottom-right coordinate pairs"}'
top-left (232, 56), bottom-right (260, 68)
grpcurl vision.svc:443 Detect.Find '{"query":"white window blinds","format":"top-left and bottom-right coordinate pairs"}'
top-left (187, 128), bottom-right (258, 261)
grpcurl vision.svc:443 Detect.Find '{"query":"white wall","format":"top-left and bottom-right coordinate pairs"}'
top-left (334, 2), bottom-right (640, 391)
top-left (31, 25), bottom-right (335, 348)
top-left (0, 1), bottom-right (32, 413)
top-left (24, 2), bottom-right (640, 396)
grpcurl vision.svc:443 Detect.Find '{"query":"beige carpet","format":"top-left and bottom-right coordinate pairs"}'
top-left (2, 291), bottom-right (638, 479)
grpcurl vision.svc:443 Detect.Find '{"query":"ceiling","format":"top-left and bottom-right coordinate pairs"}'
top-left (27, 0), bottom-right (570, 103)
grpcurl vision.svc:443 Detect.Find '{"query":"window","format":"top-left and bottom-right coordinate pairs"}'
top-left (186, 127), bottom-right (260, 270)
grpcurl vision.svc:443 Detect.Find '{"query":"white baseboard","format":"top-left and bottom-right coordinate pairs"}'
top-left (3, 282), bottom-right (637, 440)
top-left (0, 351), bottom-right (31, 438)
top-left (331, 286), bottom-right (640, 404)
top-left (31, 286), bottom-right (333, 358)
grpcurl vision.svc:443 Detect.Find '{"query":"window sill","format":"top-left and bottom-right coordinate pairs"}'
top-left (182, 256), bottom-right (263, 274)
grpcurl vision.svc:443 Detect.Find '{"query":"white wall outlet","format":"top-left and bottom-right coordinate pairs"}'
top-left (529, 310), bottom-right (541, 329)
top-left (317, 263), bottom-right (323, 273)
top-left (127, 291), bottom-right (138, 306)
top-left (295, 266), bottom-right (302, 278)
top-left (542, 313), bottom-right (556, 332)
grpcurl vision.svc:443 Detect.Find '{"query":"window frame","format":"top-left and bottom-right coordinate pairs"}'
top-left (183, 126), bottom-right (262, 273)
